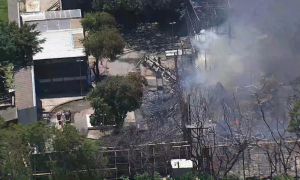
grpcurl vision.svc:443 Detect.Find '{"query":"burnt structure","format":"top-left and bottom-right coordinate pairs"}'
top-left (184, 0), bottom-right (232, 37)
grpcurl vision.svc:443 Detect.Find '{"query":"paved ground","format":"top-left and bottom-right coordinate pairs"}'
top-left (49, 98), bottom-right (137, 139)
top-left (43, 49), bottom-right (174, 137)
top-left (41, 93), bottom-right (85, 112)
top-left (73, 108), bottom-right (93, 135)
top-left (49, 99), bottom-right (90, 130)
top-left (88, 49), bottom-right (145, 77)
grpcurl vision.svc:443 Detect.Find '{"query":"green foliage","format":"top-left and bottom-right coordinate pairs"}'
top-left (0, 0), bottom-right (8, 24)
top-left (92, 0), bottom-right (182, 13)
top-left (0, 121), bottom-right (107, 179)
top-left (0, 22), bottom-right (45, 66)
top-left (83, 28), bottom-right (125, 60)
top-left (0, 119), bottom-right (32, 179)
top-left (23, 120), bottom-right (53, 152)
top-left (93, 0), bottom-right (143, 14)
top-left (92, 0), bottom-right (185, 29)
top-left (288, 100), bottom-right (300, 133)
top-left (0, 22), bottom-right (43, 92)
top-left (53, 124), bottom-right (84, 151)
top-left (51, 135), bottom-right (107, 179)
top-left (0, 63), bottom-right (13, 93)
top-left (87, 73), bottom-right (147, 128)
top-left (134, 172), bottom-right (161, 180)
top-left (82, 12), bottom-right (116, 32)
top-left (273, 174), bottom-right (294, 180)
top-left (81, 12), bottom-right (125, 80)
top-left (0, 120), bottom-right (52, 179)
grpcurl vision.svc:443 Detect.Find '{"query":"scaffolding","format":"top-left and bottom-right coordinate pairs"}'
top-left (31, 142), bottom-right (191, 179)
top-left (183, 0), bottom-right (232, 71)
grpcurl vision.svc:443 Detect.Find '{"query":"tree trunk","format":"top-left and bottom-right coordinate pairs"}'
top-left (95, 58), bottom-right (100, 81)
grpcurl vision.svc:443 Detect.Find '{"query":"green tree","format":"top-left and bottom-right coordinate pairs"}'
top-left (92, 0), bottom-right (143, 14)
top-left (0, 22), bottom-right (44, 66)
top-left (0, 121), bottom-right (107, 179)
top-left (0, 0), bottom-right (8, 24)
top-left (92, 0), bottom-right (185, 29)
top-left (87, 73), bottom-right (147, 128)
top-left (51, 125), bottom-right (107, 179)
top-left (0, 63), bottom-right (13, 93)
top-left (53, 124), bottom-right (84, 151)
top-left (0, 22), bottom-right (44, 93)
top-left (134, 172), bottom-right (161, 180)
top-left (0, 119), bottom-right (32, 179)
top-left (81, 11), bottom-right (117, 32)
top-left (23, 120), bottom-right (53, 152)
top-left (82, 27), bottom-right (125, 80)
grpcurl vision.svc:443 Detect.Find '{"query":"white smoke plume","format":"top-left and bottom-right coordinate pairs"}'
top-left (192, 0), bottom-right (300, 89)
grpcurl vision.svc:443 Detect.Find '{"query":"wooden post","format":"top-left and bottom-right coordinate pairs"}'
top-left (128, 150), bottom-right (131, 176)
top-left (115, 151), bottom-right (117, 179)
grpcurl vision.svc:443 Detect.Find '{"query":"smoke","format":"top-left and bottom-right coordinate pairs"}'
top-left (192, 0), bottom-right (300, 88)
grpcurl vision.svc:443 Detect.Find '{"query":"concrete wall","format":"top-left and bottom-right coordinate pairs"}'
top-left (15, 67), bottom-right (35, 109)
top-left (17, 106), bottom-right (38, 125)
top-left (14, 66), bottom-right (38, 125)
top-left (7, 0), bottom-right (19, 22)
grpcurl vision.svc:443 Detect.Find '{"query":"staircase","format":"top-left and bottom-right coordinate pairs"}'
top-left (143, 56), bottom-right (177, 84)
top-left (47, 1), bottom-right (60, 11)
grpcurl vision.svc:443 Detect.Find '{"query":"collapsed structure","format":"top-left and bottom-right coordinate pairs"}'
top-left (181, 0), bottom-right (300, 178)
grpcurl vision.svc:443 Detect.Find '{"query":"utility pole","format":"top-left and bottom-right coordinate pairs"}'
top-left (169, 22), bottom-right (176, 49)
top-left (76, 59), bottom-right (84, 96)
top-left (205, 51), bottom-right (207, 71)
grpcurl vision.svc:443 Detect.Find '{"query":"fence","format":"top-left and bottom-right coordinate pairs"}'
top-left (31, 141), bottom-right (191, 179)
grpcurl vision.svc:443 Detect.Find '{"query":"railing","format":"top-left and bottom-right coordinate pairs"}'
top-left (47, 0), bottom-right (60, 11)
top-left (143, 55), bottom-right (177, 84)
top-left (0, 93), bottom-right (13, 106)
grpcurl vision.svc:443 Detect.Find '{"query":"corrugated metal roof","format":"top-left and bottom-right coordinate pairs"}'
top-left (33, 29), bottom-right (85, 60)
top-left (21, 9), bottom-right (81, 22)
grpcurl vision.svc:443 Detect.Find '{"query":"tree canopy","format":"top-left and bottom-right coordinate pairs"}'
top-left (81, 12), bottom-right (125, 80)
top-left (81, 11), bottom-right (117, 32)
top-left (0, 120), bottom-right (51, 179)
top-left (0, 22), bottom-right (44, 93)
top-left (51, 125), bottom-right (107, 179)
top-left (87, 73), bottom-right (147, 128)
top-left (0, 120), bottom-right (106, 179)
top-left (93, 0), bottom-right (143, 14)
top-left (0, 22), bottom-right (44, 67)
top-left (0, 63), bottom-right (13, 93)
top-left (83, 28), bottom-right (125, 61)
top-left (92, 0), bottom-right (185, 30)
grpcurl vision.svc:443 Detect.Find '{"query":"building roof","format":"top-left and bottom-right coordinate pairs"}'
top-left (21, 9), bottom-right (85, 60)
top-left (21, 9), bottom-right (81, 22)
top-left (33, 29), bottom-right (85, 60)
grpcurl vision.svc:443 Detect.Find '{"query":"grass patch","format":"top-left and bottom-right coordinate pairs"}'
top-left (0, 0), bottom-right (8, 24)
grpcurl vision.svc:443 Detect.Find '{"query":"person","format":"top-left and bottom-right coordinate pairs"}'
top-left (158, 57), bottom-right (161, 64)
